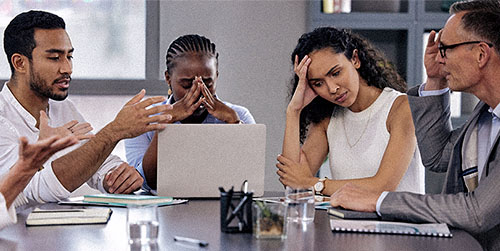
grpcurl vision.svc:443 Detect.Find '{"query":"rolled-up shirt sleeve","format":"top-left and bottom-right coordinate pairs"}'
top-left (86, 154), bottom-right (124, 193)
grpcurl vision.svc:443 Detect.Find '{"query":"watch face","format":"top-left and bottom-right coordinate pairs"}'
top-left (314, 182), bottom-right (324, 191)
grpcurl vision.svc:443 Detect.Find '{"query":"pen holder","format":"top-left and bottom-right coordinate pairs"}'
top-left (220, 190), bottom-right (253, 233)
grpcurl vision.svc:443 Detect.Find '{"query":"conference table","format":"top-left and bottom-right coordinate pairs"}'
top-left (0, 197), bottom-right (482, 251)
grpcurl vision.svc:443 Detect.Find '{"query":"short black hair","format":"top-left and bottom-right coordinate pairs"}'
top-left (3, 10), bottom-right (65, 74)
top-left (165, 34), bottom-right (218, 74)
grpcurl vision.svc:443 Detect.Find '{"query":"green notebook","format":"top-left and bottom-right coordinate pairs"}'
top-left (83, 194), bottom-right (175, 207)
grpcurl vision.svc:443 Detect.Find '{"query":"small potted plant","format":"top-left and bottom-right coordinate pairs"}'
top-left (253, 201), bottom-right (286, 239)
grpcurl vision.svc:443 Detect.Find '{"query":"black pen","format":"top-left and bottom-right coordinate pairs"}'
top-left (174, 236), bottom-right (209, 247)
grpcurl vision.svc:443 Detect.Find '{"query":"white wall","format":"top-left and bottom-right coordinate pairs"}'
top-left (159, 0), bottom-right (307, 191)
top-left (70, 95), bottom-right (134, 195)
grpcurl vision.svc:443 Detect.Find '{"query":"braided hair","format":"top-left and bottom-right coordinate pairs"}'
top-left (290, 27), bottom-right (407, 143)
top-left (166, 34), bottom-right (219, 74)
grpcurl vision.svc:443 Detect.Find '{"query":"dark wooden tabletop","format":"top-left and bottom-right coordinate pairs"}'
top-left (0, 200), bottom-right (482, 251)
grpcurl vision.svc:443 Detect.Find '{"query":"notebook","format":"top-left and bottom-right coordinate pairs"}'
top-left (330, 218), bottom-right (452, 237)
top-left (58, 195), bottom-right (188, 207)
top-left (83, 194), bottom-right (175, 206)
top-left (328, 207), bottom-right (380, 220)
top-left (157, 124), bottom-right (266, 198)
top-left (26, 208), bottom-right (112, 226)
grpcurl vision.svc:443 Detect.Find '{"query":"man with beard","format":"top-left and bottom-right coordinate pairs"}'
top-left (0, 10), bottom-right (172, 202)
top-left (329, 0), bottom-right (500, 250)
top-left (125, 34), bottom-right (255, 191)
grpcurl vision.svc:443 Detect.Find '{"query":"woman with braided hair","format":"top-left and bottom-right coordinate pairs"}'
top-left (126, 34), bottom-right (255, 191)
top-left (276, 27), bottom-right (424, 196)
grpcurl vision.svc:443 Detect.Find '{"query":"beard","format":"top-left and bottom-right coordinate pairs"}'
top-left (29, 67), bottom-right (69, 101)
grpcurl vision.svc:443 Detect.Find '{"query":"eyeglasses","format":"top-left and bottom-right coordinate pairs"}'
top-left (438, 41), bottom-right (493, 58)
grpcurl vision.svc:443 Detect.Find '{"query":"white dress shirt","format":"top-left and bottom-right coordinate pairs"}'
top-left (0, 193), bottom-right (17, 230)
top-left (0, 174), bottom-right (29, 231)
top-left (0, 83), bottom-right (123, 203)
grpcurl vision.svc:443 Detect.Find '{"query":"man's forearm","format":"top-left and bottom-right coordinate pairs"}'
top-left (52, 124), bottom-right (120, 192)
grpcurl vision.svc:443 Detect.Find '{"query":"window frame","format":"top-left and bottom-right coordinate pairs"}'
top-left (0, 1), bottom-right (167, 96)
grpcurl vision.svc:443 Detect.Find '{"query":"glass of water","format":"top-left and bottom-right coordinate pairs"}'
top-left (285, 186), bottom-right (315, 223)
top-left (127, 204), bottom-right (159, 245)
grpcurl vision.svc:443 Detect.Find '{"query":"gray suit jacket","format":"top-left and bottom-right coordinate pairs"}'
top-left (380, 85), bottom-right (500, 250)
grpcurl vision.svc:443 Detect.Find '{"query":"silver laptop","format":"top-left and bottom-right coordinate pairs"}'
top-left (157, 124), bottom-right (266, 198)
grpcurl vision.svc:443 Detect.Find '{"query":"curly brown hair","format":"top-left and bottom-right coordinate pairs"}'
top-left (290, 27), bottom-right (407, 142)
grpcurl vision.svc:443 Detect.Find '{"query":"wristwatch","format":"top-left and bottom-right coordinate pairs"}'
top-left (314, 178), bottom-right (326, 194)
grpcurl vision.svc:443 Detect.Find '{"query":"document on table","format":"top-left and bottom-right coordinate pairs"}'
top-left (330, 218), bottom-right (452, 237)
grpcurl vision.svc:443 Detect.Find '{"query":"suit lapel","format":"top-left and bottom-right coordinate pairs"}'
top-left (445, 102), bottom-right (488, 193)
top-left (484, 111), bottom-right (500, 178)
top-left (458, 102), bottom-right (488, 144)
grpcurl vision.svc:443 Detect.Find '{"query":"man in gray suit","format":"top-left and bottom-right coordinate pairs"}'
top-left (330, 0), bottom-right (500, 250)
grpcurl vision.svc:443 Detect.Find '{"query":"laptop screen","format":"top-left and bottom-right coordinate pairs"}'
top-left (157, 124), bottom-right (266, 198)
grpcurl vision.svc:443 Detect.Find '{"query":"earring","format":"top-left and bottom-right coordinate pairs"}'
top-left (168, 88), bottom-right (172, 96)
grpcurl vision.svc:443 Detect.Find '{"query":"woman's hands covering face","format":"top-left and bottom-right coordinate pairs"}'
top-left (169, 78), bottom-right (205, 122)
top-left (198, 77), bottom-right (240, 124)
top-left (170, 76), bottom-right (239, 123)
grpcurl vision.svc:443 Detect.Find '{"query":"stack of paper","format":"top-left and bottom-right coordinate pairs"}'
top-left (330, 218), bottom-right (452, 237)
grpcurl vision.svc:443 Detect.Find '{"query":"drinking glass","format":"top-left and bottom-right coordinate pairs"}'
top-left (127, 204), bottom-right (159, 245)
top-left (285, 186), bottom-right (315, 222)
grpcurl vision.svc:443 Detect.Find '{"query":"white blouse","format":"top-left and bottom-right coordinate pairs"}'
top-left (327, 87), bottom-right (425, 193)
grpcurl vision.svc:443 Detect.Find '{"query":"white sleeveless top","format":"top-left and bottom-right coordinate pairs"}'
top-left (327, 87), bottom-right (425, 193)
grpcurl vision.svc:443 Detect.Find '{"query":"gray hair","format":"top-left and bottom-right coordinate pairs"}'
top-left (450, 0), bottom-right (500, 54)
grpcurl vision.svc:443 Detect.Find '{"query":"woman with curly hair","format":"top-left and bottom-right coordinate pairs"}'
top-left (276, 27), bottom-right (424, 196)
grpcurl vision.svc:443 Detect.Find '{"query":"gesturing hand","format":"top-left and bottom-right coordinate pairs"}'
top-left (199, 78), bottom-right (240, 123)
top-left (276, 151), bottom-right (316, 189)
top-left (104, 163), bottom-right (143, 194)
top-left (108, 89), bottom-right (173, 140)
top-left (17, 135), bottom-right (78, 174)
top-left (288, 55), bottom-right (317, 113)
top-left (424, 30), bottom-right (448, 90)
top-left (169, 80), bottom-right (205, 122)
top-left (38, 110), bottom-right (94, 141)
